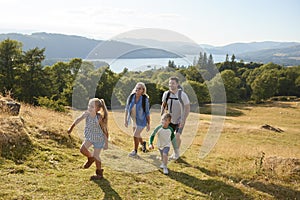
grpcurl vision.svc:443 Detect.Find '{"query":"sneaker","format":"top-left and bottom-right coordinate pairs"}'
top-left (159, 163), bottom-right (166, 169)
top-left (128, 150), bottom-right (137, 157)
top-left (169, 153), bottom-right (179, 160)
top-left (142, 141), bottom-right (147, 153)
top-left (163, 167), bottom-right (169, 175)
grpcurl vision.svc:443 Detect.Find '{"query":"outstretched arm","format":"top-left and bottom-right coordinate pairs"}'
top-left (67, 112), bottom-right (86, 134)
top-left (149, 126), bottom-right (160, 149)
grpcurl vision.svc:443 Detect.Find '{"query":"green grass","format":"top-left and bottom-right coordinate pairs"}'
top-left (0, 102), bottom-right (299, 199)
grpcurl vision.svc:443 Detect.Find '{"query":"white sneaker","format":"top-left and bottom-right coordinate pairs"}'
top-left (163, 167), bottom-right (169, 175)
top-left (128, 150), bottom-right (137, 157)
top-left (169, 153), bottom-right (179, 160)
top-left (159, 163), bottom-right (165, 169)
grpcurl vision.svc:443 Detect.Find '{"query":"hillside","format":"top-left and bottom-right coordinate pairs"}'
top-left (0, 33), bottom-right (181, 60)
top-left (115, 37), bottom-right (300, 65)
top-left (237, 44), bottom-right (300, 66)
top-left (1, 32), bottom-right (300, 66)
top-left (207, 41), bottom-right (300, 55)
top-left (0, 102), bottom-right (300, 199)
top-left (0, 32), bottom-right (99, 59)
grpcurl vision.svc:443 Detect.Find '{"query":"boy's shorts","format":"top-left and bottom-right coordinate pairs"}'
top-left (159, 146), bottom-right (170, 155)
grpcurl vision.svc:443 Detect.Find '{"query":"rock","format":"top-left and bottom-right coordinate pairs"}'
top-left (0, 97), bottom-right (21, 116)
top-left (261, 124), bottom-right (284, 133)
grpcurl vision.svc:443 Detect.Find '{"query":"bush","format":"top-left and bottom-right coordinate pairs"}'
top-left (36, 97), bottom-right (66, 112)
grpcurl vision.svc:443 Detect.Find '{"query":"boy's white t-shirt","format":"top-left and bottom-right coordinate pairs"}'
top-left (162, 90), bottom-right (190, 124)
top-left (152, 125), bottom-right (174, 150)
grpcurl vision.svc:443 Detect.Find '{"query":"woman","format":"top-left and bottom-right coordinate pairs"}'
top-left (124, 82), bottom-right (150, 157)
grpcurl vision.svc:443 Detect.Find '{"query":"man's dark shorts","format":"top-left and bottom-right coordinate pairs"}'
top-left (169, 123), bottom-right (183, 134)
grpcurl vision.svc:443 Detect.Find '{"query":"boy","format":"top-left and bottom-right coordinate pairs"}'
top-left (149, 113), bottom-right (177, 175)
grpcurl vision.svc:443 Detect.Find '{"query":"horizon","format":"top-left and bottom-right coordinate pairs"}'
top-left (1, 31), bottom-right (299, 48)
top-left (1, 0), bottom-right (300, 46)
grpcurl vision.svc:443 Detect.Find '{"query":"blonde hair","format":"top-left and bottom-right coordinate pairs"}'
top-left (131, 82), bottom-right (149, 97)
top-left (88, 98), bottom-right (108, 125)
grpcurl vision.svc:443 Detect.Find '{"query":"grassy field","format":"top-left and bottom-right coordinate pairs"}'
top-left (0, 102), bottom-right (299, 199)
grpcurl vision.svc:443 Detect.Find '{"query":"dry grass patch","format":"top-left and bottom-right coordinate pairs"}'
top-left (0, 102), bottom-right (299, 199)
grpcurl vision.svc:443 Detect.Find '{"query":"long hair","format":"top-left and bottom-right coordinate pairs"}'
top-left (98, 98), bottom-right (108, 136)
top-left (99, 99), bottom-right (108, 125)
top-left (131, 82), bottom-right (149, 98)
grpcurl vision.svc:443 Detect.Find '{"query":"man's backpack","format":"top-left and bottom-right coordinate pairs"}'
top-left (163, 89), bottom-right (184, 113)
top-left (128, 93), bottom-right (148, 113)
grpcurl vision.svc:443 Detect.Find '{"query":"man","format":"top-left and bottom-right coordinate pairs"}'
top-left (161, 77), bottom-right (190, 160)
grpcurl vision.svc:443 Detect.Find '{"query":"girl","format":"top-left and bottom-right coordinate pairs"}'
top-left (124, 82), bottom-right (150, 157)
top-left (68, 98), bottom-right (108, 180)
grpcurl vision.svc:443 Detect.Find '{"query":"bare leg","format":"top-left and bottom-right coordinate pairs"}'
top-left (162, 153), bottom-right (168, 167)
top-left (133, 127), bottom-right (144, 150)
top-left (176, 133), bottom-right (181, 149)
top-left (134, 136), bottom-right (139, 151)
top-left (138, 137), bottom-right (143, 145)
top-left (93, 148), bottom-right (102, 170)
top-left (80, 141), bottom-right (93, 157)
top-left (90, 148), bottom-right (103, 180)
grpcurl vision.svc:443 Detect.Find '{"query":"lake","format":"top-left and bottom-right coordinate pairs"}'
top-left (88, 54), bottom-right (227, 73)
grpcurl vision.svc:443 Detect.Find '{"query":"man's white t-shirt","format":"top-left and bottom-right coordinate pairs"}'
top-left (162, 90), bottom-right (190, 124)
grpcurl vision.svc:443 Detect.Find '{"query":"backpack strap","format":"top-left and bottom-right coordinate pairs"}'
top-left (163, 90), bottom-right (183, 113)
top-left (128, 93), bottom-right (135, 105)
top-left (163, 91), bottom-right (171, 111)
top-left (178, 89), bottom-right (183, 106)
top-left (129, 93), bottom-right (147, 113)
top-left (142, 94), bottom-right (147, 113)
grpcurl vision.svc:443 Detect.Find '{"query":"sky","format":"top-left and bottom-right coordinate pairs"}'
top-left (0, 0), bottom-right (300, 46)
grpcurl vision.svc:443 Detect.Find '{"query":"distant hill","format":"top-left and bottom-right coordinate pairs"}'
top-left (1, 32), bottom-right (299, 65)
top-left (115, 37), bottom-right (300, 65)
top-left (0, 32), bottom-right (99, 59)
top-left (0, 32), bottom-right (181, 60)
top-left (115, 37), bottom-right (204, 55)
top-left (86, 40), bottom-right (181, 59)
top-left (207, 41), bottom-right (300, 55)
top-left (198, 41), bottom-right (300, 65)
top-left (236, 44), bottom-right (300, 66)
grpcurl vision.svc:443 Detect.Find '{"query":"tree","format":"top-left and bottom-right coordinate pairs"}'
top-left (251, 69), bottom-right (279, 102)
top-left (185, 66), bottom-right (204, 83)
top-left (96, 66), bottom-right (119, 107)
top-left (221, 70), bottom-right (241, 102)
top-left (225, 54), bottom-right (229, 62)
top-left (206, 74), bottom-right (227, 103)
top-left (17, 47), bottom-right (46, 104)
top-left (168, 60), bottom-right (176, 68)
top-left (0, 39), bottom-right (22, 93)
top-left (231, 54), bottom-right (236, 63)
top-left (185, 80), bottom-right (210, 105)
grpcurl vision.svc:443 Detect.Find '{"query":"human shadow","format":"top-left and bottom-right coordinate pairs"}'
top-left (92, 177), bottom-right (122, 200)
top-left (168, 169), bottom-right (253, 199)
top-left (258, 101), bottom-right (296, 109)
top-left (195, 166), bottom-right (300, 199)
top-left (246, 181), bottom-right (300, 200)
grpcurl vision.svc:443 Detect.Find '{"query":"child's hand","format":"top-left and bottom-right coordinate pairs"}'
top-left (104, 142), bottom-right (108, 150)
top-left (146, 124), bottom-right (150, 132)
top-left (149, 144), bottom-right (154, 150)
